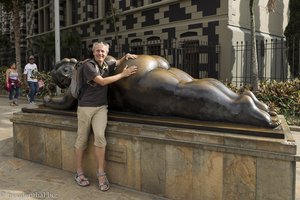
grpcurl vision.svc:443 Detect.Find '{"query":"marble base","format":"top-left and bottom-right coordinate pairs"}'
top-left (12, 108), bottom-right (299, 200)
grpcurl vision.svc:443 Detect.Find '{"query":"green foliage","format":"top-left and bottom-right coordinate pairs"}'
top-left (35, 71), bottom-right (56, 97)
top-left (284, 0), bottom-right (300, 77)
top-left (31, 30), bottom-right (82, 62)
top-left (0, 34), bottom-right (10, 49)
top-left (0, 0), bottom-right (30, 11)
top-left (31, 32), bottom-right (55, 58)
top-left (0, 66), bottom-right (8, 94)
top-left (256, 79), bottom-right (300, 125)
top-left (61, 31), bottom-right (81, 59)
top-left (284, 0), bottom-right (300, 36)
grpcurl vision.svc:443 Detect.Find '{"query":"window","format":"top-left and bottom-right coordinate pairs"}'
top-left (130, 39), bottom-right (143, 54)
top-left (105, 1), bottom-right (112, 15)
top-left (86, 0), bottom-right (98, 20)
top-left (147, 37), bottom-right (161, 55)
top-left (131, 0), bottom-right (144, 8)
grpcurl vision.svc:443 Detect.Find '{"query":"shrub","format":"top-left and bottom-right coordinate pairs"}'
top-left (0, 66), bottom-right (8, 95)
top-left (256, 79), bottom-right (300, 125)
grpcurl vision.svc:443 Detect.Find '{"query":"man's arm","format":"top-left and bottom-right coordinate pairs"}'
top-left (93, 65), bottom-right (137, 86)
top-left (23, 66), bottom-right (28, 86)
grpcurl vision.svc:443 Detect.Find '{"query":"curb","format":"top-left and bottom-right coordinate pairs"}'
top-left (290, 126), bottom-right (300, 132)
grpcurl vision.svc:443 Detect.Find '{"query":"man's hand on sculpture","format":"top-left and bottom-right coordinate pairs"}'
top-left (122, 65), bottom-right (138, 77)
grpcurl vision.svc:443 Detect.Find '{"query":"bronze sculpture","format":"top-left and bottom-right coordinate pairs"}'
top-left (44, 55), bottom-right (280, 128)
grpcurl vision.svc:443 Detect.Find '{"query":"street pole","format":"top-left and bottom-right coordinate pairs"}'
top-left (54, 0), bottom-right (61, 94)
top-left (54, 0), bottom-right (60, 62)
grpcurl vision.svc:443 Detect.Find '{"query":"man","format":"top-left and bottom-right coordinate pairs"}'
top-left (23, 55), bottom-right (39, 104)
top-left (74, 42), bottom-right (137, 191)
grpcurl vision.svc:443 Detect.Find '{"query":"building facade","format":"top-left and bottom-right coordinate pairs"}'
top-left (1, 0), bottom-right (290, 83)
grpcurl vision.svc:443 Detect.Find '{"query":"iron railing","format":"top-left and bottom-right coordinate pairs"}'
top-left (232, 38), bottom-right (299, 87)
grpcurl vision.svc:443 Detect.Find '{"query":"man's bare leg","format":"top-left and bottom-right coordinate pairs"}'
top-left (95, 146), bottom-right (109, 191)
top-left (75, 147), bottom-right (84, 172)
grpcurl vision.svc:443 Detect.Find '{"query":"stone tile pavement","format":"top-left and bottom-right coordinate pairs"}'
top-left (0, 95), bottom-right (299, 200)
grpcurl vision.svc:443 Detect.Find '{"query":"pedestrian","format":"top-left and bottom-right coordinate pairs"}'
top-left (5, 62), bottom-right (21, 106)
top-left (74, 42), bottom-right (138, 191)
top-left (23, 55), bottom-right (39, 104)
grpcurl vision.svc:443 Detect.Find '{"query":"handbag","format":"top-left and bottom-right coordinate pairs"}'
top-left (5, 82), bottom-right (11, 92)
top-left (38, 79), bottom-right (44, 89)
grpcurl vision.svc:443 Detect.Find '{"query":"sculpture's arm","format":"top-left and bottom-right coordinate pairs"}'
top-left (43, 88), bottom-right (77, 110)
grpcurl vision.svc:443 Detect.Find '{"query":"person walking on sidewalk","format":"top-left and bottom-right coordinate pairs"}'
top-left (5, 61), bottom-right (21, 106)
top-left (23, 55), bottom-right (39, 104)
top-left (74, 42), bottom-right (137, 191)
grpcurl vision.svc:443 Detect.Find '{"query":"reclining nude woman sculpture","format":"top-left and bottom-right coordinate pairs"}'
top-left (44, 55), bottom-right (280, 128)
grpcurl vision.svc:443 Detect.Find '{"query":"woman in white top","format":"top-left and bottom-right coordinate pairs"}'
top-left (6, 62), bottom-right (21, 106)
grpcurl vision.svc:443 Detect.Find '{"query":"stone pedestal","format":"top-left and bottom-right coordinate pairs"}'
top-left (12, 107), bottom-right (299, 200)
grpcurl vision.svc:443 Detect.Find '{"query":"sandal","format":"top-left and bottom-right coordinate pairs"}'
top-left (74, 171), bottom-right (90, 187)
top-left (97, 171), bottom-right (110, 191)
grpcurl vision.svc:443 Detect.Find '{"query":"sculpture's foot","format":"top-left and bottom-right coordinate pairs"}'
top-left (268, 118), bottom-right (281, 128)
top-left (268, 110), bottom-right (277, 116)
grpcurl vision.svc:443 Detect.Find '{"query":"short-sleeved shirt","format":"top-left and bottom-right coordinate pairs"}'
top-left (78, 58), bottom-right (116, 107)
top-left (23, 63), bottom-right (38, 82)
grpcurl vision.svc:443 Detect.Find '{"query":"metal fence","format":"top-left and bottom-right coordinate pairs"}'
top-left (117, 38), bottom-right (299, 87)
top-left (232, 39), bottom-right (298, 87)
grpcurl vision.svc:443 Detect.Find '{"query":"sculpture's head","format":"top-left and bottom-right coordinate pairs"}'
top-left (51, 58), bottom-right (77, 89)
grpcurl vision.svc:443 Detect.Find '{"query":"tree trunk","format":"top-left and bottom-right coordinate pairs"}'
top-left (109, 0), bottom-right (120, 57)
top-left (12, 0), bottom-right (22, 80)
top-left (249, 0), bottom-right (259, 92)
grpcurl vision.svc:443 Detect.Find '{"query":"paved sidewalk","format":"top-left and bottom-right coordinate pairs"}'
top-left (0, 95), bottom-right (299, 200)
top-left (0, 96), bottom-right (168, 200)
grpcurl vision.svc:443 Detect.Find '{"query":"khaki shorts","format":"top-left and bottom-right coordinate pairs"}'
top-left (75, 105), bottom-right (108, 150)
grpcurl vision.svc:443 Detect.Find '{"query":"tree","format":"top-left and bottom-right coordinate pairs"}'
top-left (31, 31), bottom-right (81, 71)
top-left (0, 0), bottom-right (30, 79)
top-left (60, 31), bottom-right (81, 59)
top-left (284, 0), bottom-right (300, 78)
top-left (249, 0), bottom-right (276, 92)
top-left (31, 32), bottom-right (55, 71)
top-left (105, 0), bottom-right (120, 57)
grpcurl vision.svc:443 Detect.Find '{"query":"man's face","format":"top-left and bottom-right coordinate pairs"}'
top-left (93, 44), bottom-right (108, 64)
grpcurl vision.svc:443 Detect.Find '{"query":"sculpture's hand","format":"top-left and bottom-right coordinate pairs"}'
top-left (121, 65), bottom-right (138, 77)
top-left (125, 53), bottom-right (138, 60)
